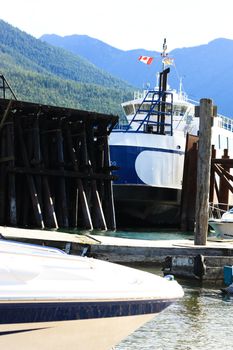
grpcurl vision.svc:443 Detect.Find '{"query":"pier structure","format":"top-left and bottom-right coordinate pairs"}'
top-left (180, 97), bottom-right (233, 266)
top-left (0, 98), bottom-right (118, 231)
top-left (181, 143), bottom-right (233, 230)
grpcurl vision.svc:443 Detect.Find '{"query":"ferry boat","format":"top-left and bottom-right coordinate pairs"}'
top-left (0, 238), bottom-right (183, 350)
top-left (109, 42), bottom-right (233, 228)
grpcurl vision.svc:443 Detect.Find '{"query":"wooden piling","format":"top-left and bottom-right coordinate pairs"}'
top-left (219, 149), bottom-right (230, 212)
top-left (6, 121), bottom-right (17, 225)
top-left (209, 145), bottom-right (216, 204)
top-left (16, 118), bottom-right (45, 229)
top-left (180, 134), bottom-right (198, 231)
top-left (195, 99), bottom-right (215, 245)
top-left (64, 122), bottom-right (93, 230)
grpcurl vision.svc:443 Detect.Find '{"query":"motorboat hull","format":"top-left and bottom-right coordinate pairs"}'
top-left (0, 314), bottom-right (157, 350)
top-left (0, 239), bottom-right (184, 350)
top-left (0, 299), bottom-right (173, 350)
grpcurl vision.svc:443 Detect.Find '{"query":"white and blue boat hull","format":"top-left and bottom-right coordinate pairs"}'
top-left (0, 239), bottom-right (184, 350)
top-left (109, 131), bottom-right (185, 227)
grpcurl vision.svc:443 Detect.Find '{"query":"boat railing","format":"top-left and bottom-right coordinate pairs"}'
top-left (216, 114), bottom-right (233, 132)
top-left (119, 89), bottom-right (174, 135)
top-left (134, 90), bottom-right (148, 100)
top-left (187, 99), bottom-right (233, 132)
top-left (112, 123), bottom-right (130, 131)
top-left (209, 202), bottom-right (231, 219)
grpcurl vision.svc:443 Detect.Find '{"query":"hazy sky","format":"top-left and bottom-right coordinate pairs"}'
top-left (1, 0), bottom-right (233, 52)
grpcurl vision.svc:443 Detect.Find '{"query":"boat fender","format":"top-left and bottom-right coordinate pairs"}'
top-left (164, 274), bottom-right (175, 281)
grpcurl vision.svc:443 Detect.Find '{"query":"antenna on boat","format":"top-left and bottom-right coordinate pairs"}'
top-left (161, 38), bottom-right (168, 70)
top-left (179, 76), bottom-right (183, 97)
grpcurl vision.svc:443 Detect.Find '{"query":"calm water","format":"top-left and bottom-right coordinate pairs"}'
top-left (91, 228), bottom-right (193, 241)
top-left (88, 229), bottom-right (232, 349)
top-left (115, 268), bottom-right (233, 350)
top-left (91, 229), bottom-right (231, 350)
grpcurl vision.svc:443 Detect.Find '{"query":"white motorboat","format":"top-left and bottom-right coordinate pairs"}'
top-left (209, 208), bottom-right (233, 238)
top-left (0, 238), bottom-right (184, 350)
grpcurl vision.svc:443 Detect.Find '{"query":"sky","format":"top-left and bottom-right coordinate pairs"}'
top-left (1, 0), bottom-right (233, 52)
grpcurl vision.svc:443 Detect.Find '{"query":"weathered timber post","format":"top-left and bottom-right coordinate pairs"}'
top-left (219, 149), bottom-right (230, 212)
top-left (209, 145), bottom-right (216, 204)
top-left (180, 134), bottom-right (198, 231)
top-left (7, 122), bottom-right (17, 225)
top-left (103, 134), bottom-right (116, 231)
top-left (16, 118), bottom-right (45, 229)
top-left (56, 129), bottom-right (69, 228)
top-left (195, 99), bottom-right (215, 245)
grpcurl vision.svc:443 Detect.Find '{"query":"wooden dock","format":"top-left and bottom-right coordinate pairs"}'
top-left (74, 234), bottom-right (233, 285)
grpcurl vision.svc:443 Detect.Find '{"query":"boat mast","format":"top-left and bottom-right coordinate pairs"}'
top-left (161, 38), bottom-right (168, 71)
top-left (157, 39), bottom-right (171, 135)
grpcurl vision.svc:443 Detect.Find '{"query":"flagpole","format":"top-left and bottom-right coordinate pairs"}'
top-left (161, 38), bottom-right (167, 71)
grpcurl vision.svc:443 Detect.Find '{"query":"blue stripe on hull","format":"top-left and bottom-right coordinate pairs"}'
top-left (0, 299), bottom-right (174, 325)
top-left (110, 145), bottom-right (184, 185)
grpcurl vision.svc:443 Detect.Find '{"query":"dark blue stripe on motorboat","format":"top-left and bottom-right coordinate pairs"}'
top-left (0, 299), bottom-right (175, 324)
top-left (0, 328), bottom-right (48, 336)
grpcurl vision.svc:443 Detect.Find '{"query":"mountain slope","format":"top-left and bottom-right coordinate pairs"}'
top-left (40, 34), bottom-right (158, 88)
top-left (0, 20), bottom-right (134, 115)
top-left (169, 39), bottom-right (233, 115)
top-left (41, 34), bottom-right (233, 116)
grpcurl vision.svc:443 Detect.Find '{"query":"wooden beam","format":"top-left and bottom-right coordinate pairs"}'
top-left (180, 134), bottom-right (198, 231)
top-left (209, 146), bottom-right (216, 204)
top-left (195, 99), bottom-right (214, 245)
top-left (16, 118), bottom-right (45, 229)
top-left (0, 99), bottom-right (13, 131)
top-left (64, 123), bottom-right (93, 230)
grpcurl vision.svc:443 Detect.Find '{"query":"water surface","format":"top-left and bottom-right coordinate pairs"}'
top-left (116, 269), bottom-right (233, 350)
top-left (92, 228), bottom-right (193, 241)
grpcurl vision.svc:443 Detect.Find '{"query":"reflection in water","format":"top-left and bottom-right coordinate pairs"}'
top-left (115, 273), bottom-right (233, 350)
top-left (91, 229), bottom-right (193, 241)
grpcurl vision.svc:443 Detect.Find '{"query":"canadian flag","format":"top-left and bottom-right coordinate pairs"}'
top-left (138, 56), bottom-right (154, 65)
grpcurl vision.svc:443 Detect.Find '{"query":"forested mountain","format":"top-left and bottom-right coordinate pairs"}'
top-left (0, 20), bottom-right (134, 116)
top-left (2, 17), bottom-right (233, 118)
top-left (41, 34), bottom-right (233, 116)
top-left (41, 34), bottom-right (157, 92)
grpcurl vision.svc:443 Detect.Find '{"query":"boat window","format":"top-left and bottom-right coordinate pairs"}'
top-left (218, 134), bottom-right (221, 149)
top-left (123, 104), bottom-right (134, 116)
top-left (174, 106), bottom-right (187, 116)
top-left (141, 103), bottom-right (151, 111)
top-left (180, 106), bottom-right (187, 115)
